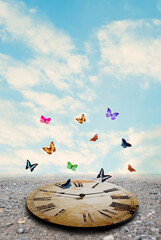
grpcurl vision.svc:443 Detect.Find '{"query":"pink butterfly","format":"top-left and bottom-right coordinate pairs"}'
top-left (40, 115), bottom-right (51, 124)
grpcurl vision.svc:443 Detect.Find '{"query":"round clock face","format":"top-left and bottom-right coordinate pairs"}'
top-left (26, 180), bottom-right (139, 228)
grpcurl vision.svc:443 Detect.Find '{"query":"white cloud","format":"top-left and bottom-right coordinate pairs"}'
top-left (97, 19), bottom-right (161, 86)
top-left (157, 0), bottom-right (161, 12)
top-left (0, 120), bottom-right (75, 148)
top-left (29, 8), bottom-right (37, 13)
top-left (0, 0), bottom-right (89, 90)
top-left (6, 65), bottom-right (41, 89)
top-left (78, 87), bottom-right (96, 102)
top-left (89, 75), bottom-right (98, 84)
top-left (0, 99), bottom-right (76, 148)
top-left (0, 0), bottom-right (74, 56)
top-left (128, 126), bottom-right (161, 145)
top-left (21, 90), bottom-right (85, 114)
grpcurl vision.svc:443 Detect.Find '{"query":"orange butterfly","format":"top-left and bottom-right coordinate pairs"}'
top-left (43, 141), bottom-right (56, 154)
top-left (76, 114), bottom-right (86, 124)
top-left (90, 134), bottom-right (98, 141)
top-left (128, 164), bottom-right (136, 172)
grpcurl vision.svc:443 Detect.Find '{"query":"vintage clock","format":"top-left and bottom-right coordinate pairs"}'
top-left (26, 180), bottom-right (139, 227)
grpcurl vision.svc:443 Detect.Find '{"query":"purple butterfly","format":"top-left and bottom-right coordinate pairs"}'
top-left (106, 108), bottom-right (119, 120)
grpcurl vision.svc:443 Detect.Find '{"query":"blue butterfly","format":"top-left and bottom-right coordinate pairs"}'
top-left (61, 179), bottom-right (71, 189)
top-left (26, 160), bottom-right (38, 172)
top-left (121, 138), bottom-right (132, 148)
top-left (97, 168), bottom-right (112, 182)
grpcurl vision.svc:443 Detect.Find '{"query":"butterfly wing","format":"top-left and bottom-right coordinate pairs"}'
top-left (67, 161), bottom-right (72, 169)
top-left (102, 175), bottom-right (112, 182)
top-left (50, 141), bottom-right (56, 152)
top-left (90, 134), bottom-right (98, 141)
top-left (45, 118), bottom-right (51, 124)
top-left (26, 160), bottom-right (31, 169)
top-left (128, 164), bottom-right (131, 171)
top-left (128, 164), bottom-right (136, 172)
top-left (121, 138), bottom-right (127, 148)
top-left (71, 164), bottom-right (78, 171)
top-left (126, 142), bottom-right (132, 147)
top-left (76, 117), bottom-right (83, 124)
top-left (76, 114), bottom-right (86, 124)
top-left (43, 147), bottom-right (52, 154)
top-left (111, 112), bottom-right (119, 120)
top-left (30, 163), bottom-right (38, 172)
top-left (66, 179), bottom-right (71, 188)
top-left (106, 108), bottom-right (112, 118)
top-left (40, 115), bottom-right (46, 123)
top-left (122, 138), bottom-right (132, 148)
top-left (97, 168), bottom-right (104, 178)
top-left (81, 114), bottom-right (86, 122)
top-left (61, 179), bottom-right (71, 188)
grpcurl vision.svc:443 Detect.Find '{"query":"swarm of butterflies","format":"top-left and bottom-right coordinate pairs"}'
top-left (26, 108), bottom-right (136, 189)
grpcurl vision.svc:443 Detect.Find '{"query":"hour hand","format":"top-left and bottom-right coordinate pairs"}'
top-left (40, 189), bottom-right (79, 196)
top-left (54, 191), bottom-right (79, 197)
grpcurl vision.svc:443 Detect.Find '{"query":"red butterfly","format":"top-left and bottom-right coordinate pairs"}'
top-left (128, 164), bottom-right (136, 172)
top-left (90, 134), bottom-right (98, 142)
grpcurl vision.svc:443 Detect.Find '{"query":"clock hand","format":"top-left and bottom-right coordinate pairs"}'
top-left (40, 189), bottom-right (80, 196)
top-left (40, 188), bottom-right (119, 198)
top-left (53, 191), bottom-right (80, 196)
top-left (78, 188), bottom-right (119, 197)
top-left (78, 191), bottom-right (104, 197)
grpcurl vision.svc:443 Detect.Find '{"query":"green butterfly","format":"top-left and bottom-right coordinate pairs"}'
top-left (67, 162), bottom-right (78, 171)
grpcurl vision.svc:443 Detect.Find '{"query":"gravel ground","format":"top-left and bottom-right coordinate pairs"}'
top-left (0, 174), bottom-right (161, 240)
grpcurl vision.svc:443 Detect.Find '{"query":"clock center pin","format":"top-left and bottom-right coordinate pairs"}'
top-left (79, 193), bottom-right (85, 198)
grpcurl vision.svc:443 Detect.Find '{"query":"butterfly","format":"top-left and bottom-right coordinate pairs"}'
top-left (90, 134), bottom-right (98, 142)
top-left (106, 108), bottom-right (119, 120)
top-left (76, 114), bottom-right (86, 124)
top-left (121, 138), bottom-right (132, 148)
top-left (61, 179), bottom-right (71, 189)
top-left (40, 115), bottom-right (51, 124)
top-left (128, 164), bottom-right (136, 172)
top-left (67, 162), bottom-right (78, 171)
top-left (97, 168), bottom-right (112, 182)
top-left (43, 141), bottom-right (56, 154)
top-left (26, 160), bottom-right (38, 172)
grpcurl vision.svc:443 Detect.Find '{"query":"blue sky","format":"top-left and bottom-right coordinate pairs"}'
top-left (0, 0), bottom-right (161, 176)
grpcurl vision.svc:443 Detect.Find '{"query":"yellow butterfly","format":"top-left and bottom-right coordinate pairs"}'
top-left (76, 114), bottom-right (86, 124)
top-left (43, 141), bottom-right (56, 154)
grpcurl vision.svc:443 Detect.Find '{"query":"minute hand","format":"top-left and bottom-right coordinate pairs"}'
top-left (81, 188), bottom-right (119, 196)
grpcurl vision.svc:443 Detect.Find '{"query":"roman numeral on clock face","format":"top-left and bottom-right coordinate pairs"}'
top-left (97, 209), bottom-right (115, 219)
top-left (73, 182), bottom-right (83, 187)
top-left (40, 189), bottom-right (55, 193)
top-left (54, 209), bottom-right (66, 217)
top-left (36, 203), bottom-right (56, 213)
top-left (110, 202), bottom-right (132, 211)
top-left (92, 182), bottom-right (99, 188)
top-left (110, 201), bottom-right (138, 215)
top-left (104, 188), bottom-right (119, 193)
top-left (111, 195), bottom-right (130, 199)
top-left (83, 213), bottom-right (94, 222)
top-left (34, 197), bottom-right (52, 201)
top-left (55, 184), bottom-right (64, 189)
